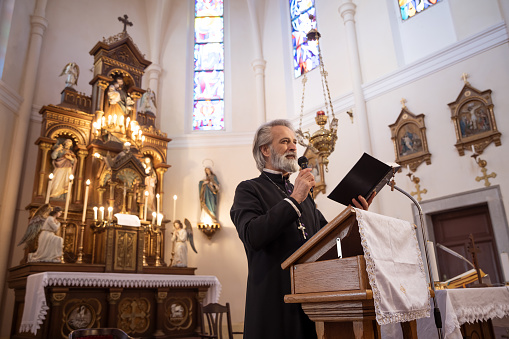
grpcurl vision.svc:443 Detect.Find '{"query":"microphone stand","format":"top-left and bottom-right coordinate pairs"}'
top-left (387, 180), bottom-right (444, 339)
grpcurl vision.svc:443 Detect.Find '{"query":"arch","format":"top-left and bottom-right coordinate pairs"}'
top-left (46, 125), bottom-right (86, 146)
top-left (141, 147), bottom-right (164, 165)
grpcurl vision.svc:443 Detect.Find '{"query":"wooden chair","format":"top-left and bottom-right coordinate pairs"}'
top-left (198, 302), bottom-right (243, 339)
top-left (68, 328), bottom-right (134, 339)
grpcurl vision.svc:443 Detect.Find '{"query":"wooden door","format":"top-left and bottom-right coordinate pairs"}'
top-left (432, 204), bottom-right (503, 284)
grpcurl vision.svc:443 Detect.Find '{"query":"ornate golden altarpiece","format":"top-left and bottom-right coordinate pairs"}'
top-left (8, 27), bottom-right (208, 339)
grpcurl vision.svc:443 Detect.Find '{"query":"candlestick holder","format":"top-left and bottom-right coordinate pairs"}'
top-left (76, 223), bottom-right (86, 264)
top-left (197, 222), bottom-right (221, 239)
top-left (471, 152), bottom-right (496, 187)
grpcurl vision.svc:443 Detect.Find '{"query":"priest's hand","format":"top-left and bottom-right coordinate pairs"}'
top-left (352, 191), bottom-right (376, 210)
top-left (290, 168), bottom-right (315, 204)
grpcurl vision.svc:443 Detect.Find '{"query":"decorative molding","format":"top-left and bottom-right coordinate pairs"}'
top-left (0, 80), bottom-right (22, 114)
top-left (31, 104), bottom-right (43, 122)
top-left (167, 132), bottom-right (253, 149)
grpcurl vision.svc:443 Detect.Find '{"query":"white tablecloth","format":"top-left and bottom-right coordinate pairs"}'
top-left (381, 286), bottom-right (509, 338)
top-left (20, 272), bottom-right (222, 335)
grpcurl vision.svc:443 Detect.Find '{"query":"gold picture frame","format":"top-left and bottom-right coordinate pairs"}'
top-left (448, 81), bottom-right (502, 155)
top-left (303, 147), bottom-right (326, 198)
top-left (389, 106), bottom-right (431, 172)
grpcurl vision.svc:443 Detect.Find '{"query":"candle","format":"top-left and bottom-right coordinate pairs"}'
top-left (99, 206), bottom-right (104, 221)
top-left (126, 117), bottom-right (130, 130)
top-left (173, 195), bottom-right (177, 221)
top-left (93, 206), bottom-right (98, 221)
top-left (152, 212), bottom-right (157, 225)
top-left (426, 241), bottom-right (440, 282)
top-left (108, 206), bottom-right (113, 221)
top-left (500, 252), bottom-right (509, 283)
top-left (45, 173), bottom-right (54, 204)
top-left (156, 193), bottom-right (160, 216)
top-left (471, 145), bottom-right (475, 153)
top-left (63, 174), bottom-right (74, 221)
top-left (144, 191), bottom-right (149, 221)
top-left (157, 213), bottom-right (163, 226)
top-left (82, 179), bottom-right (90, 223)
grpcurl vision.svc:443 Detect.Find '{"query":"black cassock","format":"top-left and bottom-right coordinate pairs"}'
top-left (230, 171), bottom-right (327, 339)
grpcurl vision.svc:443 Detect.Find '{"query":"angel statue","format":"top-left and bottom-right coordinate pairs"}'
top-left (170, 219), bottom-right (197, 267)
top-left (20, 206), bottom-right (64, 263)
top-left (59, 62), bottom-right (79, 88)
top-left (139, 88), bottom-right (157, 115)
top-left (17, 204), bottom-right (52, 262)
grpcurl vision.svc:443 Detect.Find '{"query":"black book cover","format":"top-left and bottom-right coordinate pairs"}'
top-left (327, 153), bottom-right (400, 206)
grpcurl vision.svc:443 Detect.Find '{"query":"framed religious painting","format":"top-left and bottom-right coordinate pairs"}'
top-left (303, 147), bottom-right (326, 198)
top-left (389, 106), bottom-right (431, 172)
top-left (448, 79), bottom-right (502, 156)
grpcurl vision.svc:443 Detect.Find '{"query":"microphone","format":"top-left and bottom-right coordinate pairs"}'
top-left (297, 156), bottom-right (313, 194)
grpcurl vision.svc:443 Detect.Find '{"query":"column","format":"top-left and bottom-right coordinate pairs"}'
top-left (154, 288), bottom-right (168, 336)
top-left (0, 0), bottom-right (48, 305)
top-left (338, 0), bottom-right (372, 154)
top-left (107, 288), bottom-right (123, 327)
top-left (75, 149), bottom-right (88, 202)
top-left (37, 142), bottom-right (52, 197)
top-left (49, 288), bottom-right (68, 338)
top-left (247, 0), bottom-right (266, 124)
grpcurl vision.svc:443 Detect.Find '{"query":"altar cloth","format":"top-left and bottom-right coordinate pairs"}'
top-left (19, 271), bottom-right (221, 335)
top-left (381, 286), bottom-right (509, 338)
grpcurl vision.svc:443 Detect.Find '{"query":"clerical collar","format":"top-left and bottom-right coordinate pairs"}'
top-left (262, 169), bottom-right (290, 181)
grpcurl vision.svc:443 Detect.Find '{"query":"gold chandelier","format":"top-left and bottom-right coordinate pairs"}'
top-left (295, 29), bottom-right (341, 172)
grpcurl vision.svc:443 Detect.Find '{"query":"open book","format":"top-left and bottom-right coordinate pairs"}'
top-left (327, 153), bottom-right (400, 206)
top-left (440, 268), bottom-right (487, 289)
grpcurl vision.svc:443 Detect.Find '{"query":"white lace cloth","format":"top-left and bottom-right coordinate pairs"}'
top-left (381, 286), bottom-right (509, 339)
top-left (355, 208), bottom-right (430, 325)
top-left (20, 272), bottom-right (221, 335)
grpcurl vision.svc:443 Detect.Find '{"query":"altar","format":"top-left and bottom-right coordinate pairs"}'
top-left (10, 270), bottom-right (220, 339)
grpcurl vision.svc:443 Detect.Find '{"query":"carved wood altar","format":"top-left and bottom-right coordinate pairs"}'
top-left (8, 22), bottom-right (200, 339)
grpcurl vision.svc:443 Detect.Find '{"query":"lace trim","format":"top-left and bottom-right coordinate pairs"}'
top-left (356, 210), bottom-right (430, 325)
top-left (456, 303), bottom-right (509, 324)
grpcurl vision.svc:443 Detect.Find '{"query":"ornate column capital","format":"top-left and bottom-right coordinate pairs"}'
top-left (251, 59), bottom-right (266, 74)
top-left (39, 142), bottom-right (52, 151)
top-left (338, 1), bottom-right (357, 23)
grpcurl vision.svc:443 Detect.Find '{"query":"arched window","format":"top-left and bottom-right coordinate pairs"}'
top-left (193, 0), bottom-right (225, 131)
top-left (399, 0), bottom-right (442, 21)
top-left (290, 0), bottom-right (319, 78)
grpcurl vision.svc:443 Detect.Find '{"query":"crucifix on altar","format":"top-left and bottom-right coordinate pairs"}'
top-left (467, 233), bottom-right (490, 287)
top-left (118, 14), bottom-right (133, 32)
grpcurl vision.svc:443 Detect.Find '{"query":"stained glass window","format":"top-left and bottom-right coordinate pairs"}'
top-left (290, 0), bottom-right (319, 78)
top-left (399, 0), bottom-right (442, 21)
top-left (193, 0), bottom-right (224, 131)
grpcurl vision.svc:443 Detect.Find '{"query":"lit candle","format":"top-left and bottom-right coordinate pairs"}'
top-left (108, 206), bottom-right (113, 221)
top-left (126, 117), bottom-right (130, 130)
top-left (99, 206), bottom-right (104, 221)
top-left (156, 193), bottom-right (160, 216)
top-left (426, 241), bottom-right (440, 282)
top-left (471, 145), bottom-right (475, 153)
top-left (82, 179), bottom-right (91, 223)
top-left (45, 173), bottom-right (54, 204)
top-left (144, 191), bottom-right (149, 221)
top-left (152, 211), bottom-right (157, 225)
top-left (63, 174), bottom-right (74, 221)
top-left (93, 206), bottom-right (98, 221)
top-left (108, 115), bottom-right (112, 125)
top-left (157, 213), bottom-right (163, 226)
top-left (173, 195), bottom-right (177, 221)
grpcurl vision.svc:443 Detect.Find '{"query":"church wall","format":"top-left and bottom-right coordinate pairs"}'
top-left (449, 0), bottom-right (503, 41)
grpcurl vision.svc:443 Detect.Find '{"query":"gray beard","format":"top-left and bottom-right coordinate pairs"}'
top-left (269, 147), bottom-right (299, 173)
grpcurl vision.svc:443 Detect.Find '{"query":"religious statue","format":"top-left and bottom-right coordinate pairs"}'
top-left (199, 167), bottom-right (220, 225)
top-left (139, 88), bottom-right (157, 115)
top-left (104, 75), bottom-right (134, 125)
top-left (59, 62), bottom-right (79, 88)
top-left (170, 219), bottom-right (197, 267)
top-left (27, 206), bottom-right (64, 263)
top-left (50, 139), bottom-right (77, 199)
top-left (17, 204), bottom-right (52, 261)
top-left (143, 156), bottom-right (157, 213)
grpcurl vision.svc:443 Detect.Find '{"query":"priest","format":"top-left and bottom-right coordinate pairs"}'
top-left (231, 119), bottom-right (374, 339)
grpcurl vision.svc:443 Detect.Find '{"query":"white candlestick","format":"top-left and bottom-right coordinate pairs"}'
top-left (63, 174), bottom-right (74, 221)
top-left (500, 252), bottom-right (509, 283)
top-left (472, 145), bottom-right (475, 153)
top-left (173, 195), bottom-right (177, 221)
top-left (144, 191), bottom-right (148, 221)
top-left (93, 206), bottom-right (98, 221)
top-left (157, 213), bottom-right (163, 226)
top-left (99, 206), bottom-right (104, 221)
top-left (45, 173), bottom-right (54, 204)
top-left (108, 206), bottom-right (113, 221)
top-left (427, 241), bottom-right (440, 282)
top-left (156, 193), bottom-right (160, 216)
top-left (82, 180), bottom-right (90, 223)
top-left (152, 212), bottom-right (156, 225)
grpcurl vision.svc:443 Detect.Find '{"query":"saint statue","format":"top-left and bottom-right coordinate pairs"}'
top-left (170, 219), bottom-right (197, 267)
top-left (199, 167), bottom-right (219, 224)
top-left (139, 88), bottom-right (157, 115)
top-left (143, 157), bottom-right (157, 213)
top-left (59, 62), bottom-right (79, 89)
top-left (104, 75), bottom-right (134, 125)
top-left (50, 139), bottom-right (76, 199)
top-left (27, 206), bottom-right (64, 263)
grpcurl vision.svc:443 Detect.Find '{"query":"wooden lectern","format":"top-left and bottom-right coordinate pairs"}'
top-left (282, 207), bottom-right (418, 339)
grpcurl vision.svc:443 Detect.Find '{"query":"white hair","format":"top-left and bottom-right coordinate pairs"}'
top-left (252, 119), bottom-right (295, 172)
